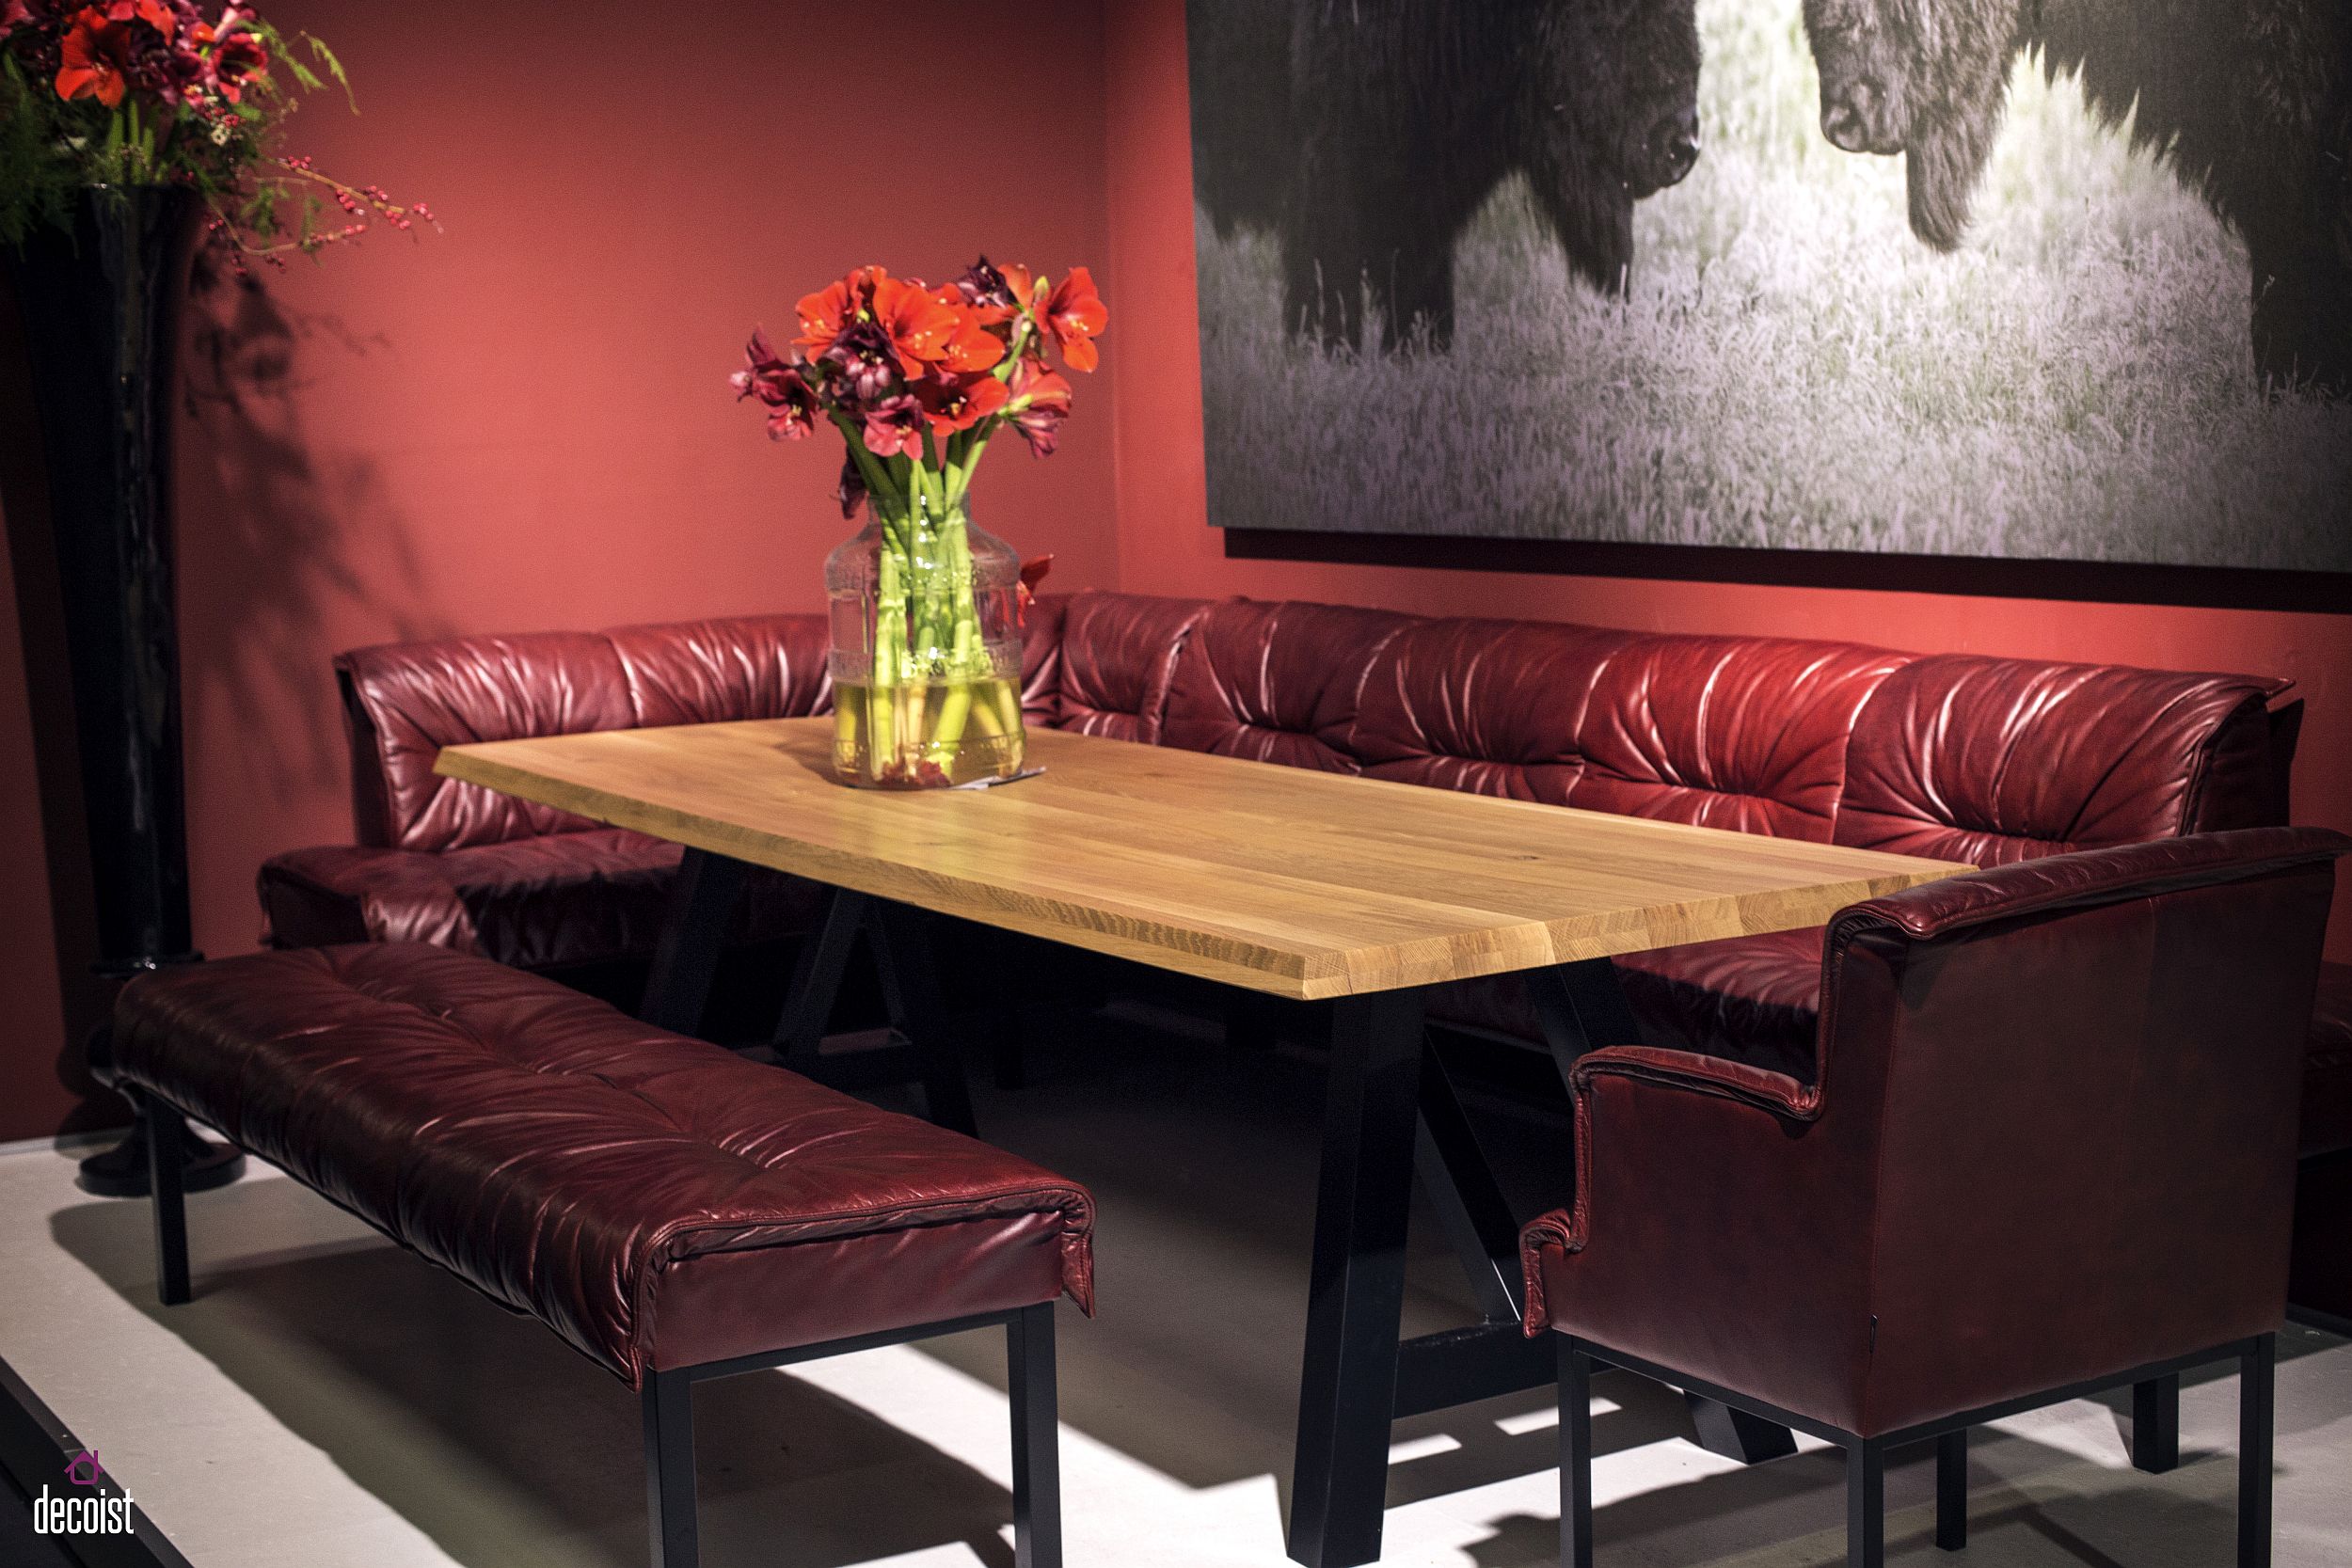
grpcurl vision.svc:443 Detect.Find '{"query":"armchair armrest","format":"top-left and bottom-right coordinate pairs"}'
top-left (1570, 1045), bottom-right (1819, 1121)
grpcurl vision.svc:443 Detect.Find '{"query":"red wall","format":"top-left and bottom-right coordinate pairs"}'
top-left (1100, 0), bottom-right (2352, 955)
top-left (0, 0), bottom-right (1122, 1140)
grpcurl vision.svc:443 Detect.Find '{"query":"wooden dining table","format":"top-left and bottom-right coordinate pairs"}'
top-left (437, 717), bottom-right (1967, 1568)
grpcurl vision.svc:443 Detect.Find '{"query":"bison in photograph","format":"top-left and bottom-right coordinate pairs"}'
top-left (1803, 0), bottom-right (2352, 395)
top-left (1191, 0), bottom-right (1705, 352)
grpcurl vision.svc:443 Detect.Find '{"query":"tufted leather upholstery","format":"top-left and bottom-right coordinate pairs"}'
top-left (112, 944), bottom-right (1094, 1384)
top-left (1051, 593), bottom-right (1209, 741)
top-left (1352, 618), bottom-right (1635, 803)
top-left (1522, 829), bottom-right (2347, 1435)
top-left (1833, 655), bottom-right (2290, 864)
top-left (1567, 635), bottom-right (1908, 841)
top-left (259, 831), bottom-right (823, 971)
top-left (1162, 599), bottom-right (1415, 770)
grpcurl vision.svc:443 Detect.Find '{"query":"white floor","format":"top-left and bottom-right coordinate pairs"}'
top-left (4, 1014), bottom-right (2348, 1568)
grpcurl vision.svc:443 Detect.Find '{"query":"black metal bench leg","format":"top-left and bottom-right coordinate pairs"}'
top-left (1935, 1428), bottom-right (1967, 1551)
top-left (1558, 1339), bottom-right (1594, 1568)
top-left (1009, 1302), bottom-right (1062, 1568)
top-left (144, 1095), bottom-right (190, 1307)
top-left (1286, 989), bottom-right (1427, 1568)
top-left (1847, 1437), bottom-right (1885, 1568)
top-left (2132, 1372), bottom-right (2182, 1473)
top-left (644, 1369), bottom-right (698, 1568)
top-left (2240, 1334), bottom-right (2275, 1568)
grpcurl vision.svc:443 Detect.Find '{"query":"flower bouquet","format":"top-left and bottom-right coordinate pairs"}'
top-left (1, 2), bottom-right (429, 261)
top-left (735, 257), bottom-right (1105, 789)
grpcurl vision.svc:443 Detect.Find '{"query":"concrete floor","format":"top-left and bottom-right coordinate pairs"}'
top-left (2, 1014), bottom-right (2346, 1567)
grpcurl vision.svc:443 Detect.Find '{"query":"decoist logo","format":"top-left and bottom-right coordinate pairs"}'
top-left (34, 1449), bottom-right (135, 1537)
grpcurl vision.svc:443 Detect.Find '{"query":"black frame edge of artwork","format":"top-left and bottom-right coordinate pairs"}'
top-left (1223, 529), bottom-right (2352, 616)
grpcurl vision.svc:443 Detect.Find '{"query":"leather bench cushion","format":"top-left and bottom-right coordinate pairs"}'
top-left (1566, 634), bottom-right (1913, 841)
top-left (112, 945), bottom-right (1095, 1385)
top-left (1162, 599), bottom-right (1416, 771)
top-left (1834, 654), bottom-right (2289, 865)
top-left (1353, 618), bottom-right (1638, 804)
top-left (258, 830), bottom-right (821, 971)
top-left (338, 613), bottom-right (833, 852)
top-left (1050, 591), bottom-right (1210, 742)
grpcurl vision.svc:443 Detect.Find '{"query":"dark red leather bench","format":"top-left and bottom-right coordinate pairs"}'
top-left (258, 590), bottom-right (2345, 1318)
top-left (108, 943), bottom-right (1096, 1568)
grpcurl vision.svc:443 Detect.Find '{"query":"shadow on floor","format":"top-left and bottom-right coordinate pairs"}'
top-left (52, 1188), bottom-right (1020, 1568)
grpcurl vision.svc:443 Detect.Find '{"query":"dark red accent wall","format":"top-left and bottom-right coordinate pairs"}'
top-left (0, 0), bottom-right (1122, 1140)
top-left (1101, 0), bottom-right (2352, 959)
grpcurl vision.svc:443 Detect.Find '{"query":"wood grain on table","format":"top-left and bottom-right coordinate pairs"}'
top-left (437, 720), bottom-right (1969, 1000)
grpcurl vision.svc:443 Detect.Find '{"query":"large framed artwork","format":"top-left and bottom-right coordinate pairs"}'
top-left (1185, 1), bottom-right (2352, 573)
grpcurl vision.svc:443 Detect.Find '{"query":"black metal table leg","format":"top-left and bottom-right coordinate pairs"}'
top-left (640, 847), bottom-right (748, 1036)
top-left (1287, 989), bottom-right (1428, 1568)
top-left (866, 898), bottom-right (978, 1136)
top-left (2132, 1372), bottom-right (2181, 1473)
top-left (1533, 958), bottom-right (1798, 1469)
top-left (772, 886), bottom-right (866, 1061)
top-left (1413, 1044), bottom-right (1523, 1324)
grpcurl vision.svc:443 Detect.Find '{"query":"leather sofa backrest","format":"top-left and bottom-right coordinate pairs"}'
top-left (1162, 599), bottom-right (1417, 772)
top-left (1564, 634), bottom-right (1912, 842)
top-left (1816, 828), bottom-right (2345, 1430)
top-left (1050, 592), bottom-right (1210, 743)
top-left (1353, 617), bottom-right (1640, 804)
top-left (1834, 655), bottom-right (2291, 865)
top-left (339, 614), bottom-right (830, 851)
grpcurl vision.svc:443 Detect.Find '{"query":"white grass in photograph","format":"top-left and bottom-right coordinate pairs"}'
top-left (1195, 0), bottom-right (2352, 569)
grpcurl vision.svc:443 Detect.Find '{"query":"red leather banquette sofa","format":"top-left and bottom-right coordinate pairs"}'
top-left (258, 591), bottom-right (2352, 1323)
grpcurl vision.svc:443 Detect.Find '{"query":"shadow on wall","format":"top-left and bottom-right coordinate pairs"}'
top-left (178, 257), bottom-right (444, 810)
top-left (0, 259), bottom-right (445, 1140)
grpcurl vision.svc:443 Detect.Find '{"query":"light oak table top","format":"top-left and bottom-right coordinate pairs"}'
top-left (437, 720), bottom-right (1970, 1001)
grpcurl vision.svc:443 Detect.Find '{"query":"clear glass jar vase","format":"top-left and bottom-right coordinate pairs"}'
top-left (825, 497), bottom-right (1025, 788)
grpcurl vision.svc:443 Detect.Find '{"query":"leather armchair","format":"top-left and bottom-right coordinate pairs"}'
top-left (1522, 828), bottom-right (2348, 1568)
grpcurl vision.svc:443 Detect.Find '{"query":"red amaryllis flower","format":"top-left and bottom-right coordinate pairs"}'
top-left (793, 265), bottom-right (881, 360)
top-left (732, 332), bottom-right (821, 438)
top-left (933, 307), bottom-right (1006, 374)
top-left (1, 0), bottom-right (39, 38)
top-left (56, 8), bottom-right (133, 106)
top-left (100, 0), bottom-right (172, 36)
top-left (914, 371), bottom-right (1009, 436)
top-left (1041, 267), bottom-right (1107, 372)
top-left (195, 9), bottom-right (268, 101)
top-left (861, 394), bottom-right (925, 459)
top-left (869, 276), bottom-right (962, 376)
top-left (1005, 357), bottom-right (1073, 456)
top-left (954, 256), bottom-right (1021, 325)
top-left (818, 318), bottom-right (901, 404)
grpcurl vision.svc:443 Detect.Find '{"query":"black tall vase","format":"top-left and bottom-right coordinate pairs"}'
top-left (4, 185), bottom-right (240, 1196)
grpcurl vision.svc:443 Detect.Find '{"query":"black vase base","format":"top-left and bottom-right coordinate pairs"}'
top-left (75, 1115), bottom-right (245, 1198)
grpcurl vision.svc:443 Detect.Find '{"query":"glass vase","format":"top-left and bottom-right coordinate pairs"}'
top-left (825, 498), bottom-right (1025, 788)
